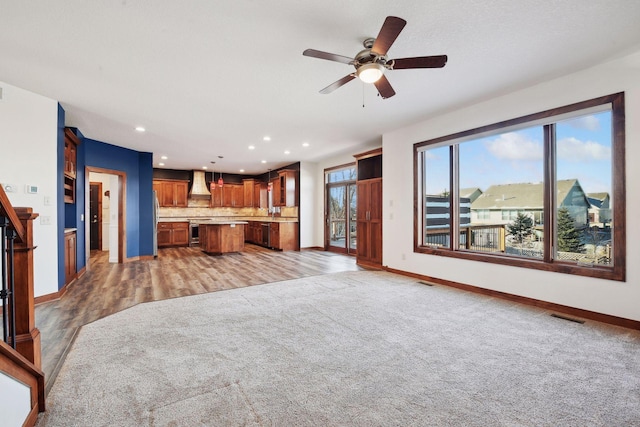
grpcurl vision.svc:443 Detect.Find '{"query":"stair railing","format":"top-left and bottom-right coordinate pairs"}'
top-left (1, 216), bottom-right (17, 348)
top-left (0, 185), bottom-right (44, 425)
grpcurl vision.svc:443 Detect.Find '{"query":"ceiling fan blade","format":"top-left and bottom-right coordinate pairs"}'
top-left (303, 49), bottom-right (353, 65)
top-left (371, 16), bottom-right (407, 56)
top-left (319, 74), bottom-right (356, 94)
top-left (374, 75), bottom-right (396, 99)
top-left (392, 55), bottom-right (448, 69)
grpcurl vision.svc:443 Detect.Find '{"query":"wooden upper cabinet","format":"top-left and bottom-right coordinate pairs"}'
top-left (63, 128), bottom-right (80, 204)
top-left (153, 180), bottom-right (163, 203)
top-left (210, 184), bottom-right (223, 207)
top-left (226, 184), bottom-right (244, 207)
top-left (254, 181), bottom-right (268, 209)
top-left (243, 179), bottom-right (256, 207)
top-left (211, 183), bottom-right (243, 207)
top-left (154, 180), bottom-right (188, 207)
top-left (243, 179), bottom-right (267, 208)
top-left (271, 178), bottom-right (280, 206)
top-left (271, 169), bottom-right (296, 207)
top-left (63, 129), bottom-right (78, 178)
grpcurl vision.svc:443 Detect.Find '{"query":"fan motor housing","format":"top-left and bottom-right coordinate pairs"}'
top-left (354, 48), bottom-right (388, 70)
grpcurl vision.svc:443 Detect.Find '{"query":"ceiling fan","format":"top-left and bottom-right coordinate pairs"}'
top-left (303, 16), bottom-right (447, 99)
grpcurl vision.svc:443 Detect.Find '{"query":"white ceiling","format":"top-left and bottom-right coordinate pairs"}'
top-left (2, 1), bottom-right (640, 174)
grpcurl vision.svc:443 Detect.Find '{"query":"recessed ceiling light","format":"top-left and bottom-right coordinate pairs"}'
top-left (160, 155), bottom-right (168, 160)
top-left (263, 136), bottom-right (271, 141)
top-left (284, 150), bottom-right (291, 155)
top-left (302, 142), bottom-right (310, 147)
top-left (202, 166), bottom-right (207, 170)
top-left (159, 162), bottom-right (165, 166)
top-left (261, 160), bottom-right (267, 164)
top-left (248, 145), bottom-right (255, 150)
top-left (239, 169), bottom-right (245, 173)
top-left (135, 126), bottom-right (145, 132)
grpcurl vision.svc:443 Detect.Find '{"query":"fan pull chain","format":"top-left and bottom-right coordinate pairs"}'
top-left (362, 82), bottom-right (365, 108)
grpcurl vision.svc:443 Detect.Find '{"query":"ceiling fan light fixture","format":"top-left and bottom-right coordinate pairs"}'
top-left (357, 62), bottom-right (384, 83)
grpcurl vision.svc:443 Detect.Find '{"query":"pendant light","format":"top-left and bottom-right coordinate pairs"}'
top-left (267, 169), bottom-right (272, 192)
top-left (218, 172), bottom-right (224, 188)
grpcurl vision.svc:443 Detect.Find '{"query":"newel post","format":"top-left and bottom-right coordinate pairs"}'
top-left (11, 207), bottom-right (41, 369)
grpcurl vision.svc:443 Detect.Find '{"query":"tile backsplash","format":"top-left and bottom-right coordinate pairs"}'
top-left (159, 205), bottom-right (298, 219)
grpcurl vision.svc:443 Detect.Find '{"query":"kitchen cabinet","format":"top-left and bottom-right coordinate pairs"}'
top-left (245, 221), bottom-right (298, 251)
top-left (200, 222), bottom-right (245, 255)
top-left (210, 184), bottom-right (222, 207)
top-left (210, 183), bottom-right (244, 207)
top-left (154, 180), bottom-right (188, 207)
top-left (245, 221), bottom-right (263, 244)
top-left (272, 169), bottom-right (296, 207)
top-left (64, 128), bottom-right (80, 204)
top-left (243, 179), bottom-right (268, 208)
top-left (355, 148), bottom-right (382, 268)
top-left (269, 222), bottom-right (298, 251)
top-left (64, 230), bottom-right (77, 285)
top-left (157, 221), bottom-right (189, 247)
top-left (224, 184), bottom-right (244, 207)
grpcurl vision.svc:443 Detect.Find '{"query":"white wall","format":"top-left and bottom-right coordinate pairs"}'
top-left (299, 161), bottom-right (317, 248)
top-left (0, 372), bottom-right (31, 427)
top-left (383, 50), bottom-right (640, 322)
top-left (308, 143), bottom-right (380, 248)
top-left (0, 81), bottom-right (59, 297)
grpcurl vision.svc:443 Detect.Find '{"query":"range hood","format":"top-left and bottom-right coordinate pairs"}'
top-left (189, 170), bottom-right (211, 198)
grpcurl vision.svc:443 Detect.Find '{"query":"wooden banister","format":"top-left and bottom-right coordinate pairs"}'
top-left (0, 185), bottom-right (25, 243)
top-left (0, 184), bottom-right (42, 368)
top-left (0, 185), bottom-right (44, 424)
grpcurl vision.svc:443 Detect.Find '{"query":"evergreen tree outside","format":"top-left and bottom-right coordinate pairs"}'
top-left (557, 207), bottom-right (584, 253)
top-left (507, 212), bottom-right (533, 244)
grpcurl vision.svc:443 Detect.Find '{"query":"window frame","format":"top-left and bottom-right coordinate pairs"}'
top-left (413, 92), bottom-right (625, 281)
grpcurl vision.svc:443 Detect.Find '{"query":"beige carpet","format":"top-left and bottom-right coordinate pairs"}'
top-left (37, 271), bottom-right (640, 426)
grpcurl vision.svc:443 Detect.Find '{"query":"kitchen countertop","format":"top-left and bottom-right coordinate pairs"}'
top-left (158, 216), bottom-right (298, 223)
top-left (197, 220), bottom-right (248, 225)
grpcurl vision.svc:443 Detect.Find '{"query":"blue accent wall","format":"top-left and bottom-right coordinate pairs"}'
top-left (57, 106), bottom-right (153, 290)
top-left (83, 138), bottom-right (154, 260)
top-left (74, 135), bottom-right (86, 271)
top-left (138, 152), bottom-right (154, 255)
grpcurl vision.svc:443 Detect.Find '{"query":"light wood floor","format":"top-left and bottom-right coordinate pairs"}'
top-left (35, 244), bottom-right (360, 394)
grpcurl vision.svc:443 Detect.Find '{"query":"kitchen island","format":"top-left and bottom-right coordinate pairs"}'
top-left (199, 221), bottom-right (248, 255)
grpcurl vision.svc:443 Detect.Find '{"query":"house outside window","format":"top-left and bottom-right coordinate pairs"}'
top-left (414, 93), bottom-right (625, 281)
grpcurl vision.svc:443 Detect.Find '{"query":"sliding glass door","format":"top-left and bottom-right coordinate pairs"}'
top-left (325, 165), bottom-right (357, 254)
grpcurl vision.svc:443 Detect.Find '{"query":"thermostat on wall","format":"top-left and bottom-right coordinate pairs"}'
top-left (26, 185), bottom-right (39, 194)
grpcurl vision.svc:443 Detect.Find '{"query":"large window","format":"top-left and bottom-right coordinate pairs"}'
top-left (414, 93), bottom-right (625, 281)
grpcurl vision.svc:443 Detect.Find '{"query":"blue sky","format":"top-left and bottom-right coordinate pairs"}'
top-left (425, 111), bottom-right (612, 196)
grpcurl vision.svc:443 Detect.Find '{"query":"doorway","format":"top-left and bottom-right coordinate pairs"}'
top-left (325, 165), bottom-right (357, 254)
top-left (85, 167), bottom-right (126, 266)
top-left (89, 182), bottom-right (102, 250)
